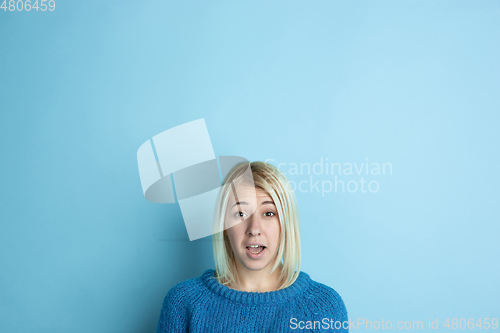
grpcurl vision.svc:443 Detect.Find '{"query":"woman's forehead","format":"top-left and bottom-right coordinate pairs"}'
top-left (227, 185), bottom-right (274, 206)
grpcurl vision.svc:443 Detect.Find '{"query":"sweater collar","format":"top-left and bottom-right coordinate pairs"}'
top-left (201, 269), bottom-right (311, 305)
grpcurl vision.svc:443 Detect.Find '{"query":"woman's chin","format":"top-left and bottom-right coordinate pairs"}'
top-left (240, 258), bottom-right (271, 271)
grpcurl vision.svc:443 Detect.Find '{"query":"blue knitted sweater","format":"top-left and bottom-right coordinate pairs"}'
top-left (156, 269), bottom-right (348, 332)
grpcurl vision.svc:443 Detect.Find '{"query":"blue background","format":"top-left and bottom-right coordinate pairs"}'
top-left (1, 1), bottom-right (499, 332)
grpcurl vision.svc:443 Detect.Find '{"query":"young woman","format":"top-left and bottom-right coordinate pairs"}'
top-left (156, 161), bottom-right (348, 332)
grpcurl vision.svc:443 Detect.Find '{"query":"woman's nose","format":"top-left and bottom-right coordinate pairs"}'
top-left (246, 214), bottom-right (262, 236)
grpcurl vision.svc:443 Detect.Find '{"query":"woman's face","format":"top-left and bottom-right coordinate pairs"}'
top-left (224, 185), bottom-right (281, 272)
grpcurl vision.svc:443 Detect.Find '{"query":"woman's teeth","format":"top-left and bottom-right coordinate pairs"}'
top-left (247, 245), bottom-right (265, 254)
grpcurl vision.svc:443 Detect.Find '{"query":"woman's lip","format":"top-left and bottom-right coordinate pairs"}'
top-left (246, 243), bottom-right (266, 247)
top-left (245, 246), bottom-right (266, 259)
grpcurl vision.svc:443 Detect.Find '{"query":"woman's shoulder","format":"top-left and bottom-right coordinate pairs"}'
top-left (156, 271), bottom-right (213, 332)
top-left (299, 271), bottom-right (348, 318)
top-left (164, 270), bottom-right (210, 303)
top-left (306, 276), bottom-right (346, 305)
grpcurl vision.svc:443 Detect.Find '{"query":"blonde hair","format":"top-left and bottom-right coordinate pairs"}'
top-left (212, 161), bottom-right (301, 290)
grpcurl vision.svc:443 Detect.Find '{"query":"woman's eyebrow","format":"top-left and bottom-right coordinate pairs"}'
top-left (230, 200), bottom-right (275, 208)
top-left (231, 201), bottom-right (248, 208)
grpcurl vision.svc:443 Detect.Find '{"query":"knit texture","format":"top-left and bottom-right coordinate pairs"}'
top-left (156, 269), bottom-right (348, 332)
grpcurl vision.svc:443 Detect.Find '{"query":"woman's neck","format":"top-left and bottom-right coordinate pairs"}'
top-left (231, 262), bottom-right (283, 293)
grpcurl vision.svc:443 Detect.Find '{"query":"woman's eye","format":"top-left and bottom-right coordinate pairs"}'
top-left (235, 211), bottom-right (247, 217)
top-left (264, 212), bottom-right (275, 217)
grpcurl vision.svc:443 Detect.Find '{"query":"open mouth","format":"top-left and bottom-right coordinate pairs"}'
top-left (246, 245), bottom-right (266, 254)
